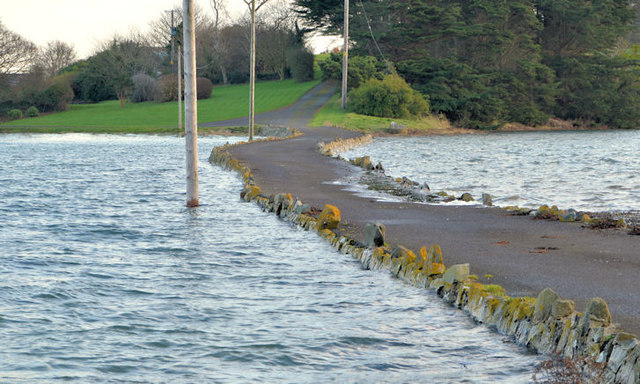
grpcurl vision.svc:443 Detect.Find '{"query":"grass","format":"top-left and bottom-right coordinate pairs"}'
top-left (310, 93), bottom-right (453, 134)
top-left (1, 79), bottom-right (320, 134)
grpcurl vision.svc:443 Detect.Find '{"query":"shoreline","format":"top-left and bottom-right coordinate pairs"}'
top-left (210, 128), bottom-right (640, 383)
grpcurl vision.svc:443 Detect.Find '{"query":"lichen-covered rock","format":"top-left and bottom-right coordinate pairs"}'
top-left (244, 185), bottom-right (261, 201)
top-left (365, 222), bottom-right (386, 248)
top-left (534, 287), bottom-right (559, 322)
top-left (585, 297), bottom-right (612, 326)
top-left (316, 204), bottom-right (341, 230)
top-left (443, 263), bottom-right (469, 284)
top-left (552, 299), bottom-right (575, 318)
top-left (421, 244), bottom-right (445, 276)
top-left (459, 193), bottom-right (474, 202)
top-left (559, 208), bottom-right (577, 222)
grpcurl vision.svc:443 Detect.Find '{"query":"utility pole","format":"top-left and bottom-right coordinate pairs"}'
top-left (167, 9), bottom-right (177, 72)
top-left (243, 0), bottom-right (271, 141)
top-left (178, 44), bottom-right (183, 134)
top-left (341, 0), bottom-right (349, 110)
top-left (183, 0), bottom-right (199, 207)
top-left (249, 0), bottom-right (257, 141)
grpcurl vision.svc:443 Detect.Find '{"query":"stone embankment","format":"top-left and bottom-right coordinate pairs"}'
top-left (210, 132), bottom-right (640, 383)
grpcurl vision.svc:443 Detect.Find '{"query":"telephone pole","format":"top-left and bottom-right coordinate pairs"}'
top-left (249, 0), bottom-right (257, 141)
top-left (183, 0), bottom-right (198, 207)
top-left (341, 0), bottom-right (349, 110)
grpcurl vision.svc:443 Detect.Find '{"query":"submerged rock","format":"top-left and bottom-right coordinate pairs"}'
top-left (482, 193), bottom-right (493, 207)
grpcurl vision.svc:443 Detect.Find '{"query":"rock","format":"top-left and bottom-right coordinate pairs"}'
top-left (390, 245), bottom-right (414, 260)
top-left (459, 193), bottom-right (474, 202)
top-left (244, 185), bottom-right (261, 201)
top-left (443, 263), bottom-right (469, 284)
top-left (482, 193), bottom-right (493, 207)
top-left (365, 222), bottom-right (386, 248)
top-left (375, 162), bottom-right (384, 172)
top-left (559, 208), bottom-right (577, 222)
top-left (361, 156), bottom-right (374, 170)
top-left (423, 244), bottom-right (445, 276)
top-left (293, 203), bottom-right (311, 214)
top-left (585, 297), bottom-right (612, 326)
top-left (534, 287), bottom-right (559, 322)
top-left (389, 121), bottom-right (408, 134)
top-left (316, 204), bottom-right (341, 230)
top-left (552, 299), bottom-right (575, 318)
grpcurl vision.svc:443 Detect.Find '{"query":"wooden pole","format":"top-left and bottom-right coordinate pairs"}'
top-left (183, 0), bottom-right (199, 207)
top-left (341, 0), bottom-right (349, 110)
top-left (178, 45), bottom-right (183, 135)
top-left (249, 0), bottom-right (256, 141)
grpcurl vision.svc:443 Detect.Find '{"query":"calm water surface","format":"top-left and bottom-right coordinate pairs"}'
top-left (0, 134), bottom-right (538, 382)
top-left (343, 130), bottom-right (640, 212)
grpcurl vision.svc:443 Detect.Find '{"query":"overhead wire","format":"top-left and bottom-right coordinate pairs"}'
top-left (356, 0), bottom-right (396, 74)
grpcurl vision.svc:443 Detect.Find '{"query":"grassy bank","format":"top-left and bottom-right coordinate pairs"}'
top-left (310, 94), bottom-right (454, 134)
top-left (1, 79), bottom-right (320, 134)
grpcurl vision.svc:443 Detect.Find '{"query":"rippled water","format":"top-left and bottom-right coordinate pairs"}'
top-left (343, 130), bottom-right (640, 212)
top-left (0, 134), bottom-right (538, 382)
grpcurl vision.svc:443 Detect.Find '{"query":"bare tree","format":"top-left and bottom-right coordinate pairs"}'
top-left (241, 0), bottom-right (273, 141)
top-left (209, 0), bottom-right (231, 84)
top-left (147, 3), bottom-right (207, 49)
top-left (0, 21), bottom-right (38, 76)
top-left (39, 40), bottom-right (77, 79)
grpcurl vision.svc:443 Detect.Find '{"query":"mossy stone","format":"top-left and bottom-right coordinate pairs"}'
top-left (552, 299), bottom-right (575, 318)
top-left (316, 204), bottom-right (341, 230)
top-left (443, 263), bottom-right (469, 284)
top-left (585, 297), bottom-right (612, 326)
top-left (534, 287), bottom-right (559, 322)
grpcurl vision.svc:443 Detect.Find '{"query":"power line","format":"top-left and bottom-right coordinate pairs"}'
top-left (356, 0), bottom-right (395, 74)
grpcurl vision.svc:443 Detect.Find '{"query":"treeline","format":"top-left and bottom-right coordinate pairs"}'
top-left (0, 0), bottom-right (315, 120)
top-left (297, 0), bottom-right (640, 129)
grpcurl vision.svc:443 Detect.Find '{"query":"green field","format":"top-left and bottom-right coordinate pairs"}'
top-left (1, 79), bottom-right (320, 134)
top-left (310, 94), bottom-right (452, 134)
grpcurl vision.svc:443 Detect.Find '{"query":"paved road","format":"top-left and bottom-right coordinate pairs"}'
top-left (206, 82), bottom-right (640, 335)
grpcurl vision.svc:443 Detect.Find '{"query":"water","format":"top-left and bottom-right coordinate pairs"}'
top-left (343, 130), bottom-right (640, 212)
top-left (0, 134), bottom-right (538, 383)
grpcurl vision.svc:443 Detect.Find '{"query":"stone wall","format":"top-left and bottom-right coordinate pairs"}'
top-left (209, 134), bottom-right (640, 383)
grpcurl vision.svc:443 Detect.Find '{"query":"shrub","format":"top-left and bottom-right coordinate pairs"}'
top-left (37, 82), bottom-right (74, 112)
top-left (349, 74), bottom-right (429, 119)
top-left (288, 47), bottom-right (315, 82)
top-left (156, 74), bottom-right (181, 102)
top-left (25, 106), bottom-right (39, 117)
top-left (132, 73), bottom-right (158, 103)
top-left (7, 109), bottom-right (23, 120)
top-left (196, 77), bottom-right (213, 100)
top-left (318, 53), bottom-right (385, 89)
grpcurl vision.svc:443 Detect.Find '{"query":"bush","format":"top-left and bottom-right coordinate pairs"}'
top-left (132, 73), bottom-right (158, 103)
top-left (37, 82), bottom-right (74, 112)
top-left (318, 53), bottom-right (385, 89)
top-left (156, 74), bottom-right (181, 102)
top-left (288, 47), bottom-right (315, 82)
top-left (196, 77), bottom-right (213, 100)
top-left (7, 109), bottom-right (23, 120)
top-left (25, 106), bottom-right (39, 117)
top-left (349, 74), bottom-right (429, 119)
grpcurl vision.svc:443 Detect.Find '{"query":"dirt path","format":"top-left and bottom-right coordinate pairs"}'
top-left (205, 82), bottom-right (640, 336)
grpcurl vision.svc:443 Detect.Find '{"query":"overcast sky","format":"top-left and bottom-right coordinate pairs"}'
top-left (1, 0), bottom-right (337, 59)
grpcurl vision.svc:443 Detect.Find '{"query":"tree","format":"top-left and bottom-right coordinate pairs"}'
top-left (0, 21), bottom-right (38, 76)
top-left (241, 0), bottom-right (273, 141)
top-left (74, 37), bottom-right (160, 105)
top-left (38, 41), bottom-right (77, 79)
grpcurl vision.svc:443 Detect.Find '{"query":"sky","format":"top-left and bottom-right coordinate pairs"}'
top-left (1, 0), bottom-right (339, 59)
